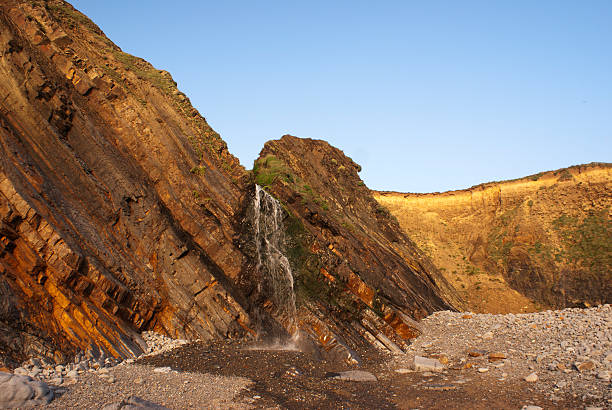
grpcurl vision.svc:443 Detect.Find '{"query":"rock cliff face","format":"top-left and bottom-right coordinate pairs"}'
top-left (0, 0), bottom-right (251, 367)
top-left (0, 0), bottom-right (458, 367)
top-left (374, 164), bottom-right (611, 313)
top-left (246, 136), bottom-right (458, 361)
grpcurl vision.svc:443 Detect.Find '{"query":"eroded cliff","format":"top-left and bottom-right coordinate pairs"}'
top-left (246, 136), bottom-right (459, 361)
top-left (0, 0), bottom-right (251, 367)
top-left (0, 0), bottom-right (463, 367)
top-left (374, 164), bottom-right (611, 313)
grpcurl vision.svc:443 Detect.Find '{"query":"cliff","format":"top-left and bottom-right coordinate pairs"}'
top-left (0, 0), bottom-right (250, 367)
top-left (248, 136), bottom-right (458, 360)
top-left (0, 0), bottom-right (460, 367)
top-left (374, 164), bottom-right (612, 313)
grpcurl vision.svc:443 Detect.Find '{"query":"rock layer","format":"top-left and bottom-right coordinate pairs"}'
top-left (246, 136), bottom-right (459, 360)
top-left (0, 0), bottom-right (250, 366)
top-left (0, 0), bottom-right (461, 366)
top-left (374, 164), bottom-right (611, 312)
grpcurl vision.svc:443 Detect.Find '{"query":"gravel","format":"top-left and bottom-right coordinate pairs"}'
top-left (393, 304), bottom-right (612, 407)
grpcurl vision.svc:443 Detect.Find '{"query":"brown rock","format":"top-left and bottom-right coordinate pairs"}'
top-left (429, 354), bottom-right (449, 365)
top-left (488, 352), bottom-right (507, 362)
top-left (468, 350), bottom-right (485, 357)
top-left (576, 361), bottom-right (595, 372)
top-left (0, 0), bottom-right (463, 366)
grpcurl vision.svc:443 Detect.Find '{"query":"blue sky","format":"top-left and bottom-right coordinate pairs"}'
top-left (70, 0), bottom-right (611, 192)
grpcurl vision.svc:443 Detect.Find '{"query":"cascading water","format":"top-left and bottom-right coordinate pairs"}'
top-left (252, 185), bottom-right (298, 342)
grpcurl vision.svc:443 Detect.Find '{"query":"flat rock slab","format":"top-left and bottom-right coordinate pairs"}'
top-left (0, 371), bottom-right (54, 407)
top-left (413, 356), bottom-right (444, 372)
top-left (101, 395), bottom-right (170, 409)
top-left (327, 370), bottom-right (377, 382)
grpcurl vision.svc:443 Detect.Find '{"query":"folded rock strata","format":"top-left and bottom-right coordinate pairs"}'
top-left (0, 0), bottom-right (460, 366)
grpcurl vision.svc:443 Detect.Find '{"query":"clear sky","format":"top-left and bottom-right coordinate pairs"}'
top-left (70, 0), bottom-right (611, 193)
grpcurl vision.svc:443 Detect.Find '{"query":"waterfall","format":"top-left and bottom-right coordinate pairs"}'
top-left (253, 185), bottom-right (298, 339)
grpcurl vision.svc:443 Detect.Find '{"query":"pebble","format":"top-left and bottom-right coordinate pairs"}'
top-left (153, 367), bottom-right (172, 374)
top-left (477, 368), bottom-right (489, 373)
top-left (396, 305), bottom-right (611, 407)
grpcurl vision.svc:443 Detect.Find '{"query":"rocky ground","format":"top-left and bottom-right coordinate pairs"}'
top-left (1, 306), bottom-right (611, 409)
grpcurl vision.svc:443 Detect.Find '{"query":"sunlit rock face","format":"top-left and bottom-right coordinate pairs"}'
top-left (0, 0), bottom-right (251, 367)
top-left (0, 0), bottom-right (460, 367)
top-left (247, 135), bottom-right (458, 361)
top-left (375, 163), bottom-right (612, 313)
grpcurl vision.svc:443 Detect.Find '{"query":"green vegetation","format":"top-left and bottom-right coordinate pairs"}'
top-left (552, 209), bottom-right (611, 274)
top-left (530, 172), bottom-right (544, 181)
top-left (111, 51), bottom-right (178, 96)
top-left (46, 2), bottom-right (104, 34)
top-left (556, 169), bottom-right (574, 182)
top-left (465, 265), bottom-right (482, 276)
top-left (487, 225), bottom-right (513, 266)
top-left (190, 165), bottom-right (206, 176)
top-left (253, 155), bottom-right (294, 187)
top-left (283, 212), bottom-right (362, 319)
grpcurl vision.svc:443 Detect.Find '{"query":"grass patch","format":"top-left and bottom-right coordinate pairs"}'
top-left (190, 165), bottom-right (206, 176)
top-left (552, 209), bottom-right (611, 273)
top-left (253, 155), bottom-right (294, 187)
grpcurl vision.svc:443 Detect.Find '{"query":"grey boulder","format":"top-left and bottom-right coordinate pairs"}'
top-left (0, 371), bottom-right (54, 408)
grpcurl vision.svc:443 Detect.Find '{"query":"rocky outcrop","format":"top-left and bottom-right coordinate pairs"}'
top-left (374, 164), bottom-right (611, 312)
top-left (244, 136), bottom-right (458, 361)
top-left (0, 0), bottom-right (251, 367)
top-left (0, 0), bottom-right (462, 367)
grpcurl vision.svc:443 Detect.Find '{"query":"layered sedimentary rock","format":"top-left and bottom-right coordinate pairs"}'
top-left (374, 164), bottom-right (612, 312)
top-left (0, 0), bottom-right (250, 367)
top-left (245, 136), bottom-right (459, 361)
top-left (0, 0), bottom-right (461, 367)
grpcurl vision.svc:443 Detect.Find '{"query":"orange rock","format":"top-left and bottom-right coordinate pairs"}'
top-left (529, 323), bottom-right (537, 329)
top-left (429, 354), bottom-right (449, 364)
top-left (488, 352), bottom-right (506, 362)
top-left (462, 314), bottom-right (473, 319)
top-left (0, 367), bottom-right (10, 373)
top-left (576, 361), bottom-right (595, 372)
top-left (463, 362), bottom-right (474, 369)
top-left (468, 350), bottom-right (485, 357)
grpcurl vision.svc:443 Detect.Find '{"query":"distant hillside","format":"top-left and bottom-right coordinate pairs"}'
top-left (374, 163), bottom-right (611, 313)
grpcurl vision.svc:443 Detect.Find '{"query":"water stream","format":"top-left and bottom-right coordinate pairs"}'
top-left (252, 185), bottom-right (299, 343)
